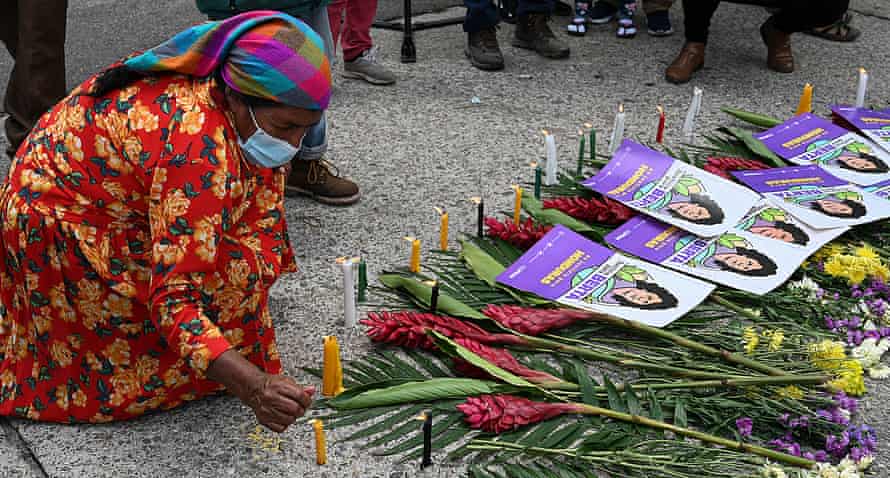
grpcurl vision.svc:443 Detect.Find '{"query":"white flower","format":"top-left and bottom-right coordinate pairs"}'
top-left (761, 463), bottom-right (788, 478)
top-left (810, 463), bottom-right (840, 478)
top-left (788, 276), bottom-right (821, 301)
top-left (869, 363), bottom-right (890, 379)
top-left (851, 337), bottom-right (890, 370)
top-left (856, 455), bottom-right (874, 471)
top-left (838, 469), bottom-right (860, 478)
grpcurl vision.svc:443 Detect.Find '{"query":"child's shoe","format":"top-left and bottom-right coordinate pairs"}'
top-left (588, 1), bottom-right (617, 24)
top-left (567, 2), bottom-right (589, 36)
top-left (646, 10), bottom-right (673, 36)
top-left (616, 2), bottom-right (637, 38)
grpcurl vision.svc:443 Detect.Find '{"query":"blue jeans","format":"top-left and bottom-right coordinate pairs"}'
top-left (297, 6), bottom-right (334, 160)
top-left (463, 0), bottom-right (555, 32)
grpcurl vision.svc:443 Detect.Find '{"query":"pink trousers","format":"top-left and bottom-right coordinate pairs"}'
top-left (328, 0), bottom-right (376, 61)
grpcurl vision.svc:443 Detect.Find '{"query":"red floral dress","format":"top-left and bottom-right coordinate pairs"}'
top-left (0, 69), bottom-right (296, 423)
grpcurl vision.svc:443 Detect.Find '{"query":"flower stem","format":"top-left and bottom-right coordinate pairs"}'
top-left (574, 403), bottom-right (815, 468)
top-left (543, 374), bottom-right (828, 393)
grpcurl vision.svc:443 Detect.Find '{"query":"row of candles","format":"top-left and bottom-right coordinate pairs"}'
top-left (314, 68), bottom-right (872, 467)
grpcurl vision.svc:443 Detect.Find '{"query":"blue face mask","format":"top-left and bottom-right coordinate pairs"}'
top-left (238, 106), bottom-right (300, 168)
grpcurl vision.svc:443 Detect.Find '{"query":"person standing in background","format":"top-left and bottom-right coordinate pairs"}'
top-left (1, 0), bottom-right (69, 158)
top-left (568, 0), bottom-right (674, 38)
top-left (197, 0), bottom-right (361, 205)
top-left (328, 0), bottom-right (396, 85)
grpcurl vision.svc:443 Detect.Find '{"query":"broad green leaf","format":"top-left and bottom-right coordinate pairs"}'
top-left (602, 376), bottom-right (626, 413)
top-left (522, 195), bottom-right (605, 240)
top-left (725, 127), bottom-right (785, 167)
top-left (625, 386), bottom-right (643, 417)
top-left (460, 240), bottom-right (548, 305)
top-left (573, 362), bottom-right (599, 406)
top-left (378, 274), bottom-right (489, 320)
top-left (721, 107), bottom-right (782, 128)
top-left (330, 377), bottom-right (506, 410)
top-left (674, 397), bottom-right (688, 428)
top-left (648, 387), bottom-right (664, 422)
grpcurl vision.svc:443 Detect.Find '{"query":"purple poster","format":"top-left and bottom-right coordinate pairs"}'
top-left (582, 140), bottom-right (760, 238)
top-left (732, 165), bottom-right (890, 229)
top-left (864, 178), bottom-right (890, 201)
top-left (756, 113), bottom-right (890, 186)
top-left (832, 105), bottom-right (890, 153)
top-left (496, 225), bottom-right (714, 327)
top-left (605, 215), bottom-right (812, 295)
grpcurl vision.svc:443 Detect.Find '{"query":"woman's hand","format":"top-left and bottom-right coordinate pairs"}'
top-left (206, 349), bottom-right (315, 433)
top-left (246, 374), bottom-right (315, 433)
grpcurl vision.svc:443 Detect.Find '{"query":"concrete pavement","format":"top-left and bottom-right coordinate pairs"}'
top-left (1, 0), bottom-right (890, 476)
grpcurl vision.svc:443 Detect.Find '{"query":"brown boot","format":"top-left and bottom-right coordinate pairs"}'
top-left (760, 17), bottom-right (794, 73)
top-left (285, 159), bottom-right (361, 206)
top-left (665, 42), bottom-right (705, 84)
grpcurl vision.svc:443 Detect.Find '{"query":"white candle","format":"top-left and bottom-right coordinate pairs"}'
top-left (682, 87), bottom-right (703, 143)
top-left (543, 130), bottom-right (558, 185)
top-left (338, 257), bottom-right (357, 327)
top-left (608, 104), bottom-right (626, 155)
top-left (856, 68), bottom-right (868, 108)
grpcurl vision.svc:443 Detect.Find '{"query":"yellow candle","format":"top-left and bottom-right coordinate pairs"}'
top-left (437, 209), bottom-right (449, 251)
top-left (311, 419), bottom-right (327, 465)
top-left (512, 185), bottom-right (523, 226)
top-left (408, 237), bottom-right (421, 273)
top-left (322, 336), bottom-right (344, 397)
top-left (795, 83), bottom-right (813, 116)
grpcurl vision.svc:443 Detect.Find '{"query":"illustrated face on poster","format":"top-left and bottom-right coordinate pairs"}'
top-left (832, 105), bottom-right (890, 151)
top-left (736, 199), bottom-right (848, 251)
top-left (755, 113), bottom-right (890, 186)
top-left (496, 225), bottom-right (715, 328)
top-left (582, 140), bottom-right (760, 238)
top-left (605, 216), bottom-right (811, 295)
top-left (732, 165), bottom-right (890, 229)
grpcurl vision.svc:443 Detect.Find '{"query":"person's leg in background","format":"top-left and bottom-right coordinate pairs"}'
top-left (643, 0), bottom-right (674, 36)
top-left (328, 0), bottom-right (396, 85)
top-left (760, 0), bottom-right (850, 74)
top-left (464, 0), bottom-right (504, 71)
top-left (664, 0), bottom-right (720, 84)
top-left (513, 0), bottom-right (570, 58)
top-left (286, 6), bottom-right (361, 205)
top-left (2, 0), bottom-right (68, 158)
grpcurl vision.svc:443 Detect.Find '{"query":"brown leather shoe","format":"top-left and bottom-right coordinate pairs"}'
top-left (760, 17), bottom-right (794, 73)
top-left (665, 42), bottom-right (705, 84)
top-left (285, 159), bottom-right (361, 206)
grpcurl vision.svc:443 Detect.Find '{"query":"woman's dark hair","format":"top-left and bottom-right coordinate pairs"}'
top-left (715, 247), bottom-right (778, 277)
top-left (88, 65), bottom-right (148, 97)
top-left (611, 281), bottom-right (679, 310)
top-left (771, 221), bottom-right (809, 246)
top-left (837, 152), bottom-right (890, 174)
top-left (666, 193), bottom-right (725, 225)
top-left (809, 199), bottom-right (868, 218)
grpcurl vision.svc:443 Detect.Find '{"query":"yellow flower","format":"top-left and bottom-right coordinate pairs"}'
top-left (808, 339), bottom-right (847, 370)
top-left (776, 385), bottom-right (804, 400)
top-left (828, 360), bottom-right (866, 396)
top-left (812, 242), bottom-right (847, 262)
top-left (768, 330), bottom-right (785, 352)
top-left (743, 326), bottom-right (759, 355)
top-left (823, 254), bottom-right (889, 285)
top-left (854, 244), bottom-right (880, 259)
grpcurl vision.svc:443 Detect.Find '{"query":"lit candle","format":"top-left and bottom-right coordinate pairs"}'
top-left (322, 336), bottom-right (344, 397)
top-left (416, 412), bottom-right (433, 469)
top-left (656, 105), bottom-right (666, 144)
top-left (856, 68), bottom-right (868, 108)
top-left (512, 185), bottom-right (523, 226)
top-left (426, 280), bottom-right (440, 313)
top-left (406, 237), bottom-right (421, 273)
top-left (586, 123), bottom-right (595, 160)
top-left (682, 87), bottom-right (703, 143)
top-left (471, 196), bottom-right (484, 238)
top-left (435, 207), bottom-right (449, 251)
top-left (577, 129), bottom-right (585, 176)
top-left (795, 83), bottom-right (813, 116)
top-left (608, 104), bottom-right (626, 155)
top-left (311, 419), bottom-right (327, 465)
top-left (336, 257), bottom-right (357, 327)
top-left (543, 130), bottom-right (558, 186)
top-left (532, 162), bottom-right (542, 200)
top-left (357, 257), bottom-right (367, 303)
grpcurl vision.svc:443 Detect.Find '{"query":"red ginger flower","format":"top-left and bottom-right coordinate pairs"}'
top-left (457, 394), bottom-right (581, 433)
top-left (702, 156), bottom-right (769, 180)
top-left (361, 311), bottom-right (526, 350)
top-left (485, 217), bottom-right (552, 250)
top-left (542, 196), bottom-right (635, 225)
top-left (482, 304), bottom-right (593, 336)
top-left (452, 338), bottom-right (560, 384)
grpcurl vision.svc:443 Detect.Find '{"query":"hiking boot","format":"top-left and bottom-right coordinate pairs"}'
top-left (665, 42), bottom-right (705, 84)
top-left (342, 47), bottom-right (397, 85)
top-left (588, 1), bottom-right (616, 24)
top-left (512, 13), bottom-right (570, 59)
top-left (466, 27), bottom-right (505, 71)
top-left (760, 16), bottom-right (794, 73)
top-left (646, 10), bottom-right (673, 36)
top-left (285, 159), bottom-right (361, 206)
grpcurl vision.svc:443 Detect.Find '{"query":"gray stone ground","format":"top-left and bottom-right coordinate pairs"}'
top-left (1, 0), bottom-right (890, 476)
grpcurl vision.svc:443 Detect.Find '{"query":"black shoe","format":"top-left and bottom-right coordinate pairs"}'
top-left (466, 27), bottom-right (505, 71)
top-left (588, 1), bottom-right (617, 24)
top-left (512, 13), bottom-right (570, 59)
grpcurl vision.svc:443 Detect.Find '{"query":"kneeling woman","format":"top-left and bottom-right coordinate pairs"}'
top-left (0, 11), bottom-right (329, 432)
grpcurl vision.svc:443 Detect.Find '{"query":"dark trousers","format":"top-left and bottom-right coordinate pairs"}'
top-left (683, 0), bottom-right (849, 43)
top-left (1, 0), bottom-right (68, 156)
top-left (464, 0), bottom-right (555, 32)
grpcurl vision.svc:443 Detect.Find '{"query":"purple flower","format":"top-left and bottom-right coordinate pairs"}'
top-left (736, 417), bottom-right (753, 438)
top-left (789, 415), bottom-right (809, 429)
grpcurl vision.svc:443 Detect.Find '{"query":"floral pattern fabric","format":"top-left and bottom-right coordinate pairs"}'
top-left (0, 69), bottom-right (296, 423)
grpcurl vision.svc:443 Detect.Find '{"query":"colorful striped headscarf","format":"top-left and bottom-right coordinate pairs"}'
top-left (125, 10), bottom-right (331, 110)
